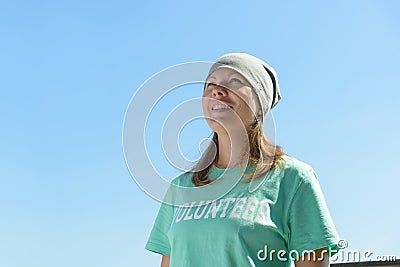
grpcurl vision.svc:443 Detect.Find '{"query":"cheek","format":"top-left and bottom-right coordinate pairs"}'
top-left (251, 98), bottom-right (259, 112)
top-left (237, 92), bottom-right (256, 111)
top-left (246, 91), bottom-right (259, 113)
top-left (238, 97), bottom-right (258, 119)
top-left (201, 97), bottom-right (209, 114)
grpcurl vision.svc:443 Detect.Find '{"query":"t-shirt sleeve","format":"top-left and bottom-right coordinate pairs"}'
top-left (145, 187), bottom-right (175, 256)
top-left (287, 168), bottom-right (341, 258)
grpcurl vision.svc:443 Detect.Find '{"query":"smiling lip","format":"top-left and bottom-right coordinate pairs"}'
top-left (211, 103), bottom-right (233, 111)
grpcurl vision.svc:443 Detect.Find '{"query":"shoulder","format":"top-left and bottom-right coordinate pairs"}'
top-left (278, 154), bottom-right (319, 184)
top-left (281, 154), bottom-right (315, 172)
top-left (170, 171), bottom-right (195, 187)
top-left (163, 172), bottom-right (195, 206)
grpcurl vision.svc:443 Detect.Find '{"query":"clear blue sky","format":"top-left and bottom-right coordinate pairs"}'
top-left (0, 1), bottom-right (399, 266)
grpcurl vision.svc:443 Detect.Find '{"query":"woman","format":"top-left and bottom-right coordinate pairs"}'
top-left (145, 53), bottom-right (340, 266)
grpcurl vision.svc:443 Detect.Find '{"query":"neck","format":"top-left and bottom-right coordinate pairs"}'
top-left (214, 129), bottom-right (249, 168)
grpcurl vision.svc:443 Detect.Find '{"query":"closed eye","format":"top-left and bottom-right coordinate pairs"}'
top-left (230, 78), bottom-right (243, 83)
top-left (205, 82), bottom-right (217, 90)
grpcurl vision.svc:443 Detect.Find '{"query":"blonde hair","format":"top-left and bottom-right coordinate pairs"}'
top-left (191, 120), bottom-right (285, 186)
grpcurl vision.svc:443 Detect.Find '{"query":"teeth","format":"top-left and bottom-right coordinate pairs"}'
top-left (212, 104), bottom-right (230, 110)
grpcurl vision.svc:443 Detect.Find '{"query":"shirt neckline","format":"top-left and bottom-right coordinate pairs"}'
top-left (209, 163), bottom-right (255, 180)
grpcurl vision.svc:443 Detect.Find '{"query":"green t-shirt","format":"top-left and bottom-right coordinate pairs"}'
top-left (145, 155), bottom-right (340, 266)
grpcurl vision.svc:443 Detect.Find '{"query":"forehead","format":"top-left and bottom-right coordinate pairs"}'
top-left (207, 68), bottom-right (246, 80)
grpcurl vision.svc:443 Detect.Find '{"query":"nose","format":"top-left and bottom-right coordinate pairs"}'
top-left (212, 84), bottom-right (228, 97)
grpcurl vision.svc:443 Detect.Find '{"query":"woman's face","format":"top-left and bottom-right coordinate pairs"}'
top-left (202, 68), bottom-right (260, 133)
